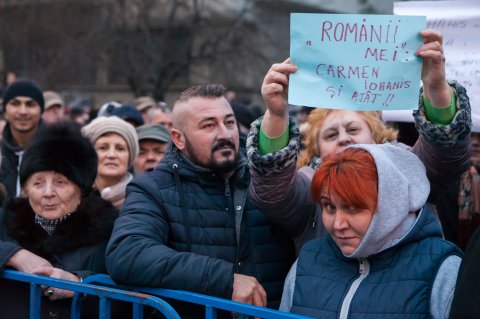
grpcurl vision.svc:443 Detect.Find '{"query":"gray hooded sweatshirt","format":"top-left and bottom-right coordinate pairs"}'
top-left (280, 144), bottom-right (461, 319)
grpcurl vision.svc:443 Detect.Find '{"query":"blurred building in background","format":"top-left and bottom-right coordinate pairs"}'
top-left (0, 0), bottom-right (407, 109)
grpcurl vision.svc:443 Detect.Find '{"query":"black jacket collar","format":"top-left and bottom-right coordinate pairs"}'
top-left (4, 193), bottom-right (118, 255)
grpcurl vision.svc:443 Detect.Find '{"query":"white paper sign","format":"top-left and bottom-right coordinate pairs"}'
top-left (384, 1), bottom-right (480, 131)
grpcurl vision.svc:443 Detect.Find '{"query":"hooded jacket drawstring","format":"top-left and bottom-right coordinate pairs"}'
top-left (172, 163), bottom-right (193, 251)
top-left (15, 150), bottom-right (24, 197)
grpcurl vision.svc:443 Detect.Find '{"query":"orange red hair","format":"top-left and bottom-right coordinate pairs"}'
top-left (311, 148), bottom-right (378, 212)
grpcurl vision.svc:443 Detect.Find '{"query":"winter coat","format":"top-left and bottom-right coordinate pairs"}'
top-left (247, 81), bottom-right (472, 253)
top-left (0, 193), bottom-right (119, 319)
top-left (105, 146), bottom-right (296, 316)
top-left (449, 227), bottom-right (480, 318)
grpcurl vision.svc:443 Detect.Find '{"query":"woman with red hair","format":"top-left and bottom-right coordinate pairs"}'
top-left (280, 144), bottom-right (462, 319)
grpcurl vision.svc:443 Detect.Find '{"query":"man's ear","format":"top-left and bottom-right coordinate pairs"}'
top-left (170, 128), bottom-right (185, 150)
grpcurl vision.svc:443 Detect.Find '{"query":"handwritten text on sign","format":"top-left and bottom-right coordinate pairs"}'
top-left (392, 1), bottom-right (480, 131)
top-left (288, 13), bottom-right (426, 110)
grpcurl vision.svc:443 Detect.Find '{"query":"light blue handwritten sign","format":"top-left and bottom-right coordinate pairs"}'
top-left (289, 13), bottom-right (426, 110)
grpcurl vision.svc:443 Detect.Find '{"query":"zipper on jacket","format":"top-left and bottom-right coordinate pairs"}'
top-left (225, 176), bottom-right (241, 272)
top-left (224, 178), bottom-right (231, 197)
top-left (339, 258), bottom-right (370, 319)
top-left (172, 163), bottom-right (192, 251)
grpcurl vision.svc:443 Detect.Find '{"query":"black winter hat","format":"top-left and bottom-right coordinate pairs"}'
top-left (2, 79), bottom-right (45, 112)
top-left (20, 122), bottom-right (98, 196)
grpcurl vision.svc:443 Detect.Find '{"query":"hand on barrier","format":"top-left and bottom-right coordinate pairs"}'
top-left (31, 266), bottom-right (81, 301)
top-left (6, 249), bottom-right (53, 273)
top-left (232, 273), bottom-right (267, 307)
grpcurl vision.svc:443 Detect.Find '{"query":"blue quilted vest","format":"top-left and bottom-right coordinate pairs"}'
top-left (291, 205), bottom-right (461, 319)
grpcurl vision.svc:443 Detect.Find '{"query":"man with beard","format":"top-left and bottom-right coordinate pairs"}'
top-left (106, 84), bottom-right (295, 317)
top-left (0, 79), bottom-right (45, 202)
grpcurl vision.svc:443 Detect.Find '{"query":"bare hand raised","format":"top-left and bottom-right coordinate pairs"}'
top-left (261, 58), bottom-right (298, 137)
top-left (416, 29), bottom-right (451, 107)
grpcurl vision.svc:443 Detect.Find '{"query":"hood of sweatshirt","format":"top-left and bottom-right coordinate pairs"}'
top-left (345, 143), bottom-right (430, 259)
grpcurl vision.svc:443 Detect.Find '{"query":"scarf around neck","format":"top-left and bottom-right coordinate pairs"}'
top-left (34, 205), bottom-right (78, 235)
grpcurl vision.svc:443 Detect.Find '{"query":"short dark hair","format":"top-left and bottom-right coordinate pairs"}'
top-left (176, 84), bottom-right (225, 103)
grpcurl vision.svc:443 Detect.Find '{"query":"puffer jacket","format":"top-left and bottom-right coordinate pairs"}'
top-left (290, 205), bottom-right (461, 319)
top-left (247, 81), bottom-right (472, 253)
top-left (106, 145), bottom-right (295, 314)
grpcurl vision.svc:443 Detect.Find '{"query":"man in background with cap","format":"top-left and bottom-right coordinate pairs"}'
top-left (134, 124), bottom-right (170, 173)
top-left (0, 79), bottom-right (45, 202)
top-left (132, 96), bottom-right (156, 124)
top-left (42, 90), bottom-right (65, 125)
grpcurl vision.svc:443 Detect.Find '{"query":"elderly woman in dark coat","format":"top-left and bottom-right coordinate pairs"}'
top-left (0, 122), bottom-right (118, 319)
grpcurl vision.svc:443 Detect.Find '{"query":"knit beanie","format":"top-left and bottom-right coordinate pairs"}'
top-left (82, 116), bottom-right (139, 168)
top-left (20, 122), bottom-right (98, 196)
top-left (3, 79), bottom-right (45, 112)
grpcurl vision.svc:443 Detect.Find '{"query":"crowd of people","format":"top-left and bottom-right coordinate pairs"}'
top-left (0, 27), bottom-right (478, 319)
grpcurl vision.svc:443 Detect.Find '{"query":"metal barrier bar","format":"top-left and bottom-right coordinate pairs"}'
top-left (99, 297), bottom-right (111, 319)
top-left (82, 274), bottom-right (311, 319)
top-left (30, 283), bottom-right (41, 319)
top-left (205, 305), bottom-right (216, 319)
top-left (132, 303), bottom-right (144, 318)
top-left (0, 270), bottom-right (180, 319)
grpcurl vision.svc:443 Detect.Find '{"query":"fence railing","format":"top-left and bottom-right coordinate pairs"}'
top-left (0, 269), bottom-right (312, 319)
top-left (0, 269), bottom-right (180, 319)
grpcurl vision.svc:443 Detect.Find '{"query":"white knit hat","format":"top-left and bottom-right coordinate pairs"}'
top-left (82, 116), bottom-right (139, 168)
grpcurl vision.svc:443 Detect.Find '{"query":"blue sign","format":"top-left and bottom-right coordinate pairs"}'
top-left (289, 13), bottom-right (426, 110)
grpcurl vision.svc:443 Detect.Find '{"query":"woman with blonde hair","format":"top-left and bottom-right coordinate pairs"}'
top-left (296, 109), bottom-right (398, 169)
top-left (246, 29), bottom-right (472, 253)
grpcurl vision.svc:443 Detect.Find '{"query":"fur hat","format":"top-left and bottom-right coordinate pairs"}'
top-left (82, 116), bottom-right (139, 168)
top-left (19, 122), bottom-right (98, 196)
top-left (3, 79), bottom-right (45, 112)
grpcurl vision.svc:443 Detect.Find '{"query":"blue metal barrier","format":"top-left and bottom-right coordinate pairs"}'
top-left (0, 269), bottom-right (180, 319)
top-left (82, 274), bottom-right (312, 319)
top-left (1, 270), bottom-right (311, 319)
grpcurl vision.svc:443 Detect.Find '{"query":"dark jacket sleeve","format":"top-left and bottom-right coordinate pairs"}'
top-left (412, 81), bottom-right (472, 201)
top-left (247, 117), bottom-right (318, 238)
top-left (0, 241), bottom-right (21, 270)
top-left (105, 175), bottom-right (236, 299)
top-left (0, 207), bottom-right (21, 270)
top-left (449, 227), bottom-right (480, 318)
